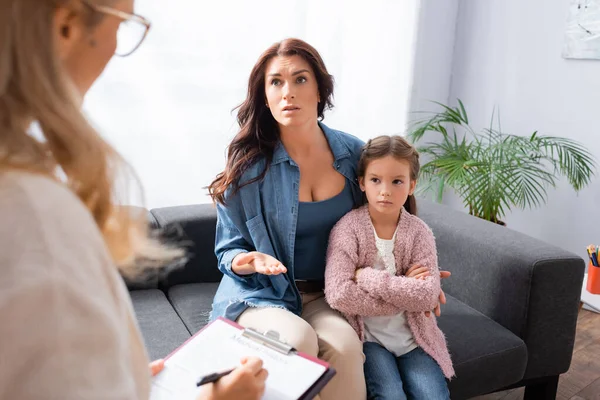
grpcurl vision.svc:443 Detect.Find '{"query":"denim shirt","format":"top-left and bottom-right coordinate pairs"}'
top-left (209, 122), bottom-right (365, 322)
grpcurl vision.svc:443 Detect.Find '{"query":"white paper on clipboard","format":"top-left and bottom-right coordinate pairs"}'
top-left (150, 318), bottom-right (331, 400)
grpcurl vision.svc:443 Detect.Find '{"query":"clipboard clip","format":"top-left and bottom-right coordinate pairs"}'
top-left (241, 328), bottom-right (295, 355)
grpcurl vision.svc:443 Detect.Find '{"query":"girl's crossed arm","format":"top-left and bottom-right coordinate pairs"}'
top-left (355, 224), bottom-right (441, 312)
top-left (325, 219), bottom-right (401, 317)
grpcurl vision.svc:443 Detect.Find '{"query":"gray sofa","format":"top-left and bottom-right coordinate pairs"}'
top-left (126, 199), bottom-right (585, 400)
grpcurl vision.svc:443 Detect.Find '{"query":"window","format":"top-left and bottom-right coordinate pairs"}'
top-left (84, 0), bottom-right (419, 207)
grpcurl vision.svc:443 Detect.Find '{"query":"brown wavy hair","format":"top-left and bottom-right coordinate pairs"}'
top-left (208, 38), bottom-right (335, 205)
top-left (357, 135), bottom-right (420, 215)
top-left (0, 0), bottom-right (183, 276)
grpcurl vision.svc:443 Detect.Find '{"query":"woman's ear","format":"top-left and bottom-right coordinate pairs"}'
top-left (53, 6), bottom-right (83, 61)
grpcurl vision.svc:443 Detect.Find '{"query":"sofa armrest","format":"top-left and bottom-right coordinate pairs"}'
top-left (418, 199), bottom-right (585, 379)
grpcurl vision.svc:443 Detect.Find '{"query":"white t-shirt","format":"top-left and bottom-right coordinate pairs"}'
top-left (363, 227), bottom-right (418, 357)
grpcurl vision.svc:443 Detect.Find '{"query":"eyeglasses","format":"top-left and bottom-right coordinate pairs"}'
top-left (83, 1), bottom-right (151, 57)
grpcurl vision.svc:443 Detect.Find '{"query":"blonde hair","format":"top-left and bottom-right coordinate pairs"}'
top-left (0, 0), bottom-right (182, 276)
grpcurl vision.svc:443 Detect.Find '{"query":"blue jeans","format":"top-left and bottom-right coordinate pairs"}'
top-left (363, 342), bottom-right (450, 400)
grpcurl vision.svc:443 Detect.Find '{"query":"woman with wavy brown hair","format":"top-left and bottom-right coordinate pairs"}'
top-left (208, 38), bottom-right (368, 400)
top-left (0, 1), bottom-right (267, 399)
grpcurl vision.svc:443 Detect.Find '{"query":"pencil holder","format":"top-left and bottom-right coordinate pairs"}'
top-left (587, 261), bottom-right (600, 295)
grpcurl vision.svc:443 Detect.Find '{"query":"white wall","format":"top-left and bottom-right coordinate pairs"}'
top-left (83, 0), bottom-right (420, 208)
top-left (408, 0), bottom-right (459, 115)
top-left (413, 0), bottom-right (600, 260)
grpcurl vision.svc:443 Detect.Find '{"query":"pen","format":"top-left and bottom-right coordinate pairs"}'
top-left (196, 368), bottom-right (235, 387)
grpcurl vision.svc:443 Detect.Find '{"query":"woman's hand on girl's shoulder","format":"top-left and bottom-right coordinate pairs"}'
top-left (232, 252), bottom-right (287, 276)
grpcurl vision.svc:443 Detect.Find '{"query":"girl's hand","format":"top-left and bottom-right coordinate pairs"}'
top-left (232, 252), bottom-right (287, 276)
top-left (425, 270), bottom-right (451, 317)
top-left (432, 289), bottom-right (447, 317)
top-left (356, 265), bottom-right (451, 317)
top-left (354, 268), bottom-right (365, 281)
top-left (404, 264), bottom-right (430, 280)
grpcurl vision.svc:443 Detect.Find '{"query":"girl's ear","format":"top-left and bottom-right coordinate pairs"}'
top-left (409, 179), bottom-right (417, 195)
top-left (358, 177), bottom-right (365, 192)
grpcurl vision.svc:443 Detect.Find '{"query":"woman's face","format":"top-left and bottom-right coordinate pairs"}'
top-left (264, 55), bottom-right (320, 129)
top-left (54, 0), bottom-right (134, 96)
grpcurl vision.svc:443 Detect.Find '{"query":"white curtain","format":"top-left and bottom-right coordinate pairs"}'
top-left (84, 0), bottom-right (420, 208)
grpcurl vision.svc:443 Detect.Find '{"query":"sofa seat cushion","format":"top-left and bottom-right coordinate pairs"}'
top-left (130, 289), bottom-right (191, 360)
top-left (438, 294), bottom-right (528, 399)
top-left (167, 283), bottom-right (220, 334)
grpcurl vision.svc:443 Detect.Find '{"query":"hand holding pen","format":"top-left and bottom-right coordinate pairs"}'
top-left (196, 356), bottom-right (268, 400)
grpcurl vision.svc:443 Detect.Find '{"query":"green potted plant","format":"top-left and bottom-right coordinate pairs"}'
top-left (407, 100), bottom-right (597, 225)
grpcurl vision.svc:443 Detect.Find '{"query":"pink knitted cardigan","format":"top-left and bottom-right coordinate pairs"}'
top-left (324, 205), bottom-right (455, 379)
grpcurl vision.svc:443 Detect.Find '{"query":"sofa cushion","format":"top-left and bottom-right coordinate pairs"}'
top-left (439, 294), bottom-right (528, 399)
top-left (167, 283), bottom-right (220, 334)
top-left (130, 289), bottom-right (191, 360)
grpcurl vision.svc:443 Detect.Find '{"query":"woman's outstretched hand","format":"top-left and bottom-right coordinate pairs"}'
top-left (232, 252), bottom-right (287, 276)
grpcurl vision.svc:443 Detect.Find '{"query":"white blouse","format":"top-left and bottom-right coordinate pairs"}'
top-left (363, 227), bottom-right (418, 357)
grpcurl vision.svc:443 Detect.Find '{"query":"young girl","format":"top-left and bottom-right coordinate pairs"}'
top-left (324, 135), bottom-right (454, 400)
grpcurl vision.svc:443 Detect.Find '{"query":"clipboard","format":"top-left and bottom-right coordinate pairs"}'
top-left (150, 317), bottom-right (336, 400)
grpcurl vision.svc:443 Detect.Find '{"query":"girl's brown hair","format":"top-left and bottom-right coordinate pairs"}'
top-left (0, 0), bottom-right (182, 276)
top-left (207, 38), bottom-right (335, 204)
top-left (357, 135), bottom-right (420, 215)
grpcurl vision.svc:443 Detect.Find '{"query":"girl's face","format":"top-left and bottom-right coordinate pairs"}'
top-left (359, 155), bottom-right (416, 219)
